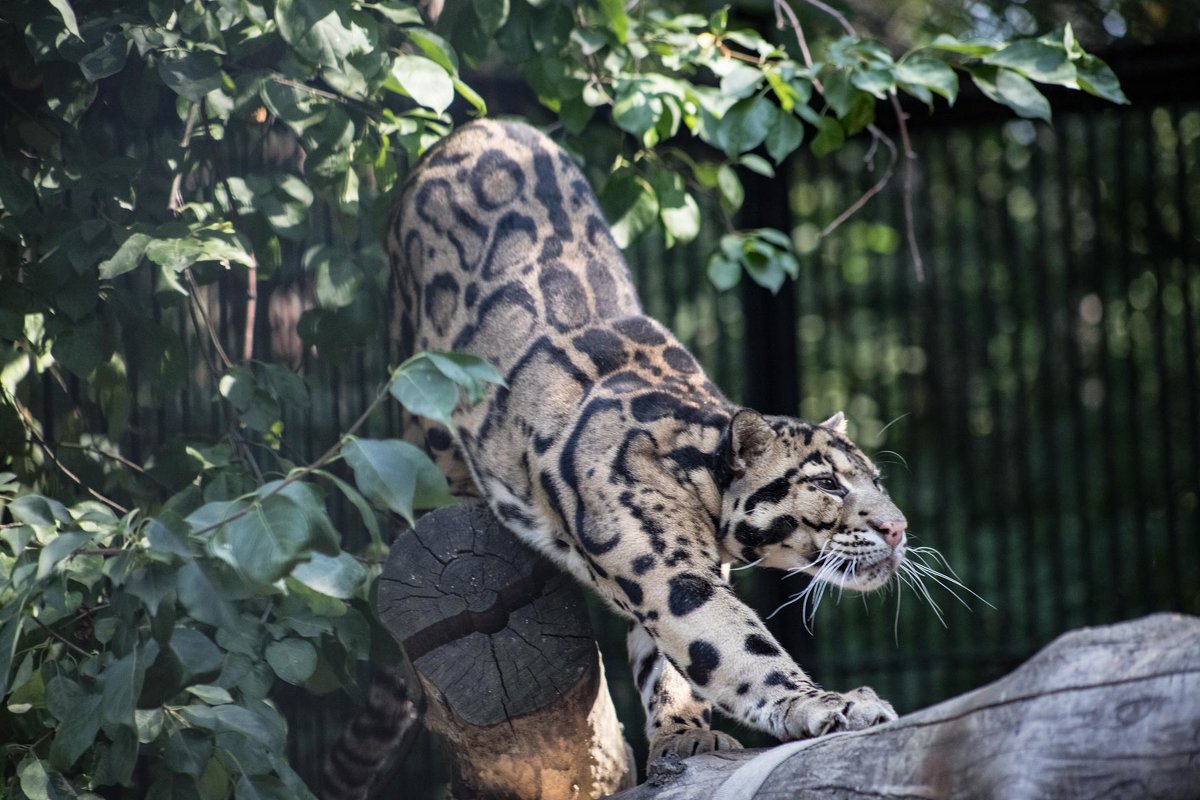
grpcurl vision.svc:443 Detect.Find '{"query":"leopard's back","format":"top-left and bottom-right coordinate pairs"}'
top-left (389, 120), bottom-right (641, 371)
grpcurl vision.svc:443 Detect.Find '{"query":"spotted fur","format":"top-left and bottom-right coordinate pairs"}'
top-left (389, 120), bottom-right (907, 756)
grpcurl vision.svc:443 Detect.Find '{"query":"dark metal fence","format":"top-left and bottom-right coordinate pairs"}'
top-left (616, 85), bottom-right (1200, 726)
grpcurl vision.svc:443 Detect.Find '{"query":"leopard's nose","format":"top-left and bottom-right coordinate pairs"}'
top-left (869, 518), bottom-right (907, 549)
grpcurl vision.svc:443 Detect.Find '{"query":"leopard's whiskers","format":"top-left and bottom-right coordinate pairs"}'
top-left (906, 546), bottom-right (994, 609)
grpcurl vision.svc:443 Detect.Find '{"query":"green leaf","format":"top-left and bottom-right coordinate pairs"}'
top-left (650, 170), bottom-right (700, 246)
top-left (983, 40), bottom-right (1076, 86)
top-left (47, 0), bottom-right (81, 38)
top-left (341, 437), bottom-right (453, 525)
top-left (208, 495), bottom-right (322, 585)
top-left (718, 62), bottom-right (762, 99)
top-left (163, 726), bottom-right (212, 776)
top-left (716, 164), bottom-right (743, 211)
top-left (612, 88), bottom-right (658, 137)
top-left (135, 708), bottom-right (164, 743)
top-left (179, 703), bottom-right (281, 749)
top-left (599, 172), bottom-right (659, 249)
top-left (368, 1), bottom-right (423, 25)
top-left (158, 51), bottom-right (224, 101)
top-left (219, 367), bottom-right (280, 433)
top-left (388, 54), bottom-right (454, 114)
top-left (235, 774), bottom-right (295, 800)
top-left (94, 725), bottom-right (138, 786)
top-left (809, 116), bottom-right (845, 156)
top-left (850, 67), bottom-right (894, 98)
top-left (717, 97), bottom-right (775, 157)
top-left (99, 233), bottom-right (151, 279)
top-left (49, 688), bottom-right (102, 769)
top-left (17, 755), bottom-right (51, 800)
top-left (471, 0), bottom-right (509, 35)
top-left (389, 357), bottom-right (459, 428)
top-left (597, 0), bottom-right (629, 43)
top-left (291, 550), bottom-right (367, 599)
top-left (275, 0), bottom-right (375, 68)
top-left (707, 253), bottom-right (741, 291)
top-left (452, 76), bottom-right (487, 115)
top-left (258, 364), bottom-right (308, 412)
top-left (37, 532), bottom-right (89, 580)
top-left (311, 468), bottom-right (383, 547)
top-left (265, 638), bottom-right (317, 685)
top-left (9, 494), bottom-right (71, 526)
top-left (1075, 55), bottom-right (1128, 105)
top-left (895, 57), bottom-right (959, 103)
top-left (927, 34), bottom-right (998, 57)
top-left (309, 246), bottom-right (362, 309)
top-left (186, 684), bottom-right (233, 705)
top-left (0, 615), bottom-right (23, 697)
top-left (971, 66), bottom-right (1050, 121)
top-left (100, 648), bottom-right (143, 730)
top-left (422, 352), bottom-right (505, 403)
top-left (124, 562), bottom-right (177, 615)
top-left (765, 112), bottom-right (804, 163)
top-left (79, 32), bottom-right (130, 82)
top-left (171, 627), bottom-right (224, 685)
top-left (821, 70), bottom-right (855, 117)
top-left (177, 561), bottom-right (239, 629)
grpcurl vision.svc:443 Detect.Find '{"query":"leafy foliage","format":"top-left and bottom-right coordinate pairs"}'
top-left (0, 0), bottom-right (1123, 795)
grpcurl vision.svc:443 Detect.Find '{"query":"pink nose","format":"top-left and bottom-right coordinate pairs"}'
top-left (870, 518), bottom-right (907, 549)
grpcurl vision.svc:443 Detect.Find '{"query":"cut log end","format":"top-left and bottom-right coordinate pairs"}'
top-left (378, 501), bottom-right (633, 799)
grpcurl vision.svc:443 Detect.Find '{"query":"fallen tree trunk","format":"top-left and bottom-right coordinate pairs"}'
top-left (610, 612), bottom-right (1200, 800)
top-left (377, 500), bottom-right (633, 799)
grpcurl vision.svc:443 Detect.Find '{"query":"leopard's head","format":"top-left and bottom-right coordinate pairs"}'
top-left (719, 409), bottom-right (905, 591)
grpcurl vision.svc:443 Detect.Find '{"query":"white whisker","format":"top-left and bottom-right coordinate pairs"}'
top-left (877, 412), bottom-right (910, 437)
top-left (730, 557), bottom-right (764, 571)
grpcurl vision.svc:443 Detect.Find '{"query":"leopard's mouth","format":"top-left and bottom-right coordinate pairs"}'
top-left (794, 545), bottom-right (902, 592)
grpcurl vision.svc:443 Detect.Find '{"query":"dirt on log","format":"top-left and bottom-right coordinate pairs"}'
top-left (377, 500), bottom-right (633, 799)
top-left (609, 613), bottom-right (1200, 800)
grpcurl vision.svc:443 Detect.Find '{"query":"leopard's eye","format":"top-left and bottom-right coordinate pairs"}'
top-left (812, 475), bottom-right (844, 495)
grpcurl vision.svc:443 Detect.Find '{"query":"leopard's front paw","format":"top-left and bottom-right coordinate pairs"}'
top-left (648, 729), bottom-right (743, 762)
top-left (779, 686), bottom-right (897, 739)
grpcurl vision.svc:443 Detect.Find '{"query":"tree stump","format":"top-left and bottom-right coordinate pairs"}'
top-left (608, 613), bottom-right (1200, 800)
top-left (377, 501), bottom-right (633, 799)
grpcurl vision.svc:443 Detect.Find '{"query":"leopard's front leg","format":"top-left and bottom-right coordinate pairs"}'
top-left (627, 623), bottom-right (743, 760)
top-left (613, 561), bottom-right (896, 741)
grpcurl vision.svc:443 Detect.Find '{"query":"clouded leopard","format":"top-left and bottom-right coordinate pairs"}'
top-left (388, 119), bottom-right (906, 760)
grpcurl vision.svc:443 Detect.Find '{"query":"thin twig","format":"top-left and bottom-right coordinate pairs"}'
top-left (820, 125), bottom-right (897, 237)
top-left (799, 0), bottom-right (856, 35)
top-left (774, 0), bottom-right (927, 279)
top-left (1, 385), bottom-right (129, 514)
top-left (182, 271), bottom-right (263, 482)
top-left (184, 271), bottom-right (234, 371)
top-left (890, 92), bottom-right (925, 281)
top-left (199, 104), bottom-right (260, 364)
top-left (168, 104), bottom-right (200, 215)
top-left (774, 0), bottom-right (816, 75)
top-left (31, 615), bottom-right (97, 659)
top-left (188, 380), bottom-right (393, 539)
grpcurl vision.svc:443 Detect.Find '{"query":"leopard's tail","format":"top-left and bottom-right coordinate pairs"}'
top-left (319, 665), bottom-right (421, 800)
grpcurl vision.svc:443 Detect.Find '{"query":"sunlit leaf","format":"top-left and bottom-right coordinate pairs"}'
top-left (341, 436), bottom-right (453, 525)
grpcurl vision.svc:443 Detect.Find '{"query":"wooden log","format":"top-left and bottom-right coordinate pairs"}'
top-left (610, 613), bottom-right (1200, 800)
top-left (377, 501), bottom-right (634, 799)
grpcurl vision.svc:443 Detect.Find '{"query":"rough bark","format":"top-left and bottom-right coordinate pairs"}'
top-left (609, 613), bottom-right (1200, 800)
top-left (377, 501), bottom-right (634, 799)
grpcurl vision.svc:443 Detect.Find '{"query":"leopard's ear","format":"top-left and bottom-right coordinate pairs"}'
top-left (819, 411), bottom-right (847, 435)
top-left (728, 409), bottom-right (775, 474)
